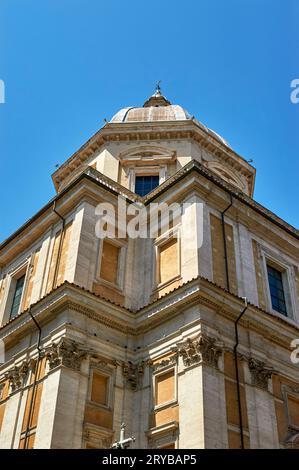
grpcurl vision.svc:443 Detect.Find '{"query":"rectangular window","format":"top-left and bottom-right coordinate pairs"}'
top-left (10, 275), bottom-right (25, 319)
top-left (90, 372), bottom-right (109, 406)
top-left (155, 369), bottom-right (175, 406)
top-left (100, 241), bottom-right (120, 285)
top-left (135, 175), bottom-right (159, 197)
top-left (267, 265), bottom-right (287, 316)
top-left (287, 395), bottom-right (299, 428)
top-left (158, 238), bottom-right (178, 285)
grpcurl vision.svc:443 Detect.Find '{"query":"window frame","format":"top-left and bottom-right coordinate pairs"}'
top-left (2, 261), bottom-right (29, 323)
top-left (152, 365), bottom-right (178, 412)
top-left (9, 275), bottom-right (26, 319)
top-left (266, 264), bottom-right (288, 316)
top-left (154, 227), bottom-right (181, 290)
top-left (134, 174), bottom-right (160, 197)
top-left (258, 244), bottom-right (298, 323)
top-left (128, 165), bottom-right (167, 194)
top-left (95, 238), bottom-right (127, 291)
top-left (88, 369), bottom-right (111, 409)
top-left (282, 385), bottom-right (299, 434)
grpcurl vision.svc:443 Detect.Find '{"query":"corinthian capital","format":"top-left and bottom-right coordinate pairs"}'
top-left (6, 361), bottom-right (29, 392)
top-left (45, 338), bottom-right (87, 372)
top-left (122, 360), bottom-right (145, 391)
top-left (173, 334), bottom-right (222, 369)
top-left (248, 358), bottom-right (273, 390)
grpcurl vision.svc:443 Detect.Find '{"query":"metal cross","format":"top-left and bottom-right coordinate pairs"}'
top-left (111, 423), bottom-right (135, 449)
top-left (155, 80), bottom-right (161, 94)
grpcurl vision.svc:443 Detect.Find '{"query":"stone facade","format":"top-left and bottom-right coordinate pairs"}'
top-left (0, 89), bottom-right (298, 449)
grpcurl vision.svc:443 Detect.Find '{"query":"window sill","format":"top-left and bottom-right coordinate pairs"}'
top-left (270, 308), bottom-right (297, 327)
top-left (153, 399), bottom-right (178, 412)
top-left (87, 401), bottom-right (112, 412)
top-left (154, 275), bottom-right (182, 293)
top-left (94, 278), bottom-right (124, 294)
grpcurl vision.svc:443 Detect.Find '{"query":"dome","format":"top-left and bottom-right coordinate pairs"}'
top-left (110, 85), bottom-right (192, 123)
top-left (109, 85), bottom-right (230, 148)
top-left (110, 104), bottom-right (192, 123)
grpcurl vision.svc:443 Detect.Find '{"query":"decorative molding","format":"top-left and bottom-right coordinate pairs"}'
top-left (122, 361), bottom-right (145, 391)
top-left (148, 354), bottom-right (178, 373)
top-left (53, 120), bottom-right (254, 193)
top-left (83, 423), bottom-right (113, 449)
top-left (0, 382), bottom-right (4, 400)
top-left (248, 357), bottom-right (274, 390)
top-left (89, 354), bottom-right (119, 369)
top-left (172, 334), bottom-right (222, 369)
top-left (284, 426), bottom-right (299, 448)
top-left (45, 338), bottom-right (87, 372)
top-left (147, 421), bottom-right (179, 449)
top-left (51, 300), bottom-right (135, 336)
top-left (5, 360), bottom-right (31, 392)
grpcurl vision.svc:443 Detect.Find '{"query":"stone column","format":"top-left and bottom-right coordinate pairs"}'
top-left (178, 362), bottom-right (204, 448)
top-left (36, 337), bottom-right (88, 449)
top-left (202, 363), bottom-right (228, 448)
top-left (113, 361), bottom-right (135, 448)
top-left (244, 358), bottom-right (279, 448)
top-left (0, 392), bottom-right (25, 448)
top-left (175, 334), bottom-right (223, 448)
top-left (235, 222), bottom-right (259, 305)
top-left (64, 203), bottom-right (86, 286)
top-left (34, 367), bottom-right (62, 448)
top-left (180, 195), bottom-right (203, 282)
top-left (0, 361), bottom-right (30, 448)
top-left (31, 229), bottom-right (52, 304)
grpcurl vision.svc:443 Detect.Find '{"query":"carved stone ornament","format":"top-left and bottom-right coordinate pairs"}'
top-left (148, 355), bottom-right (178, 373)
top-left (122, 361), bottom-right (145, 391)
top-left (83, 423), bottom-right (113, 449)
top-left (6, 361), bottom-right (30, 392)
top-left (45, 338), bottom-right (87, 372)
top-left (284, 426), bottom-right (299, 448)
top-left (248, 358), bottom-right (273, 390)
top-left (0, 383), bottom-right (4, 400)
top-left (172, 334), bottom-right (222, 369)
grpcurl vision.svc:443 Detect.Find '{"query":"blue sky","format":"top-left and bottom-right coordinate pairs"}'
top-left (0, 0), bottom-right (298, 242)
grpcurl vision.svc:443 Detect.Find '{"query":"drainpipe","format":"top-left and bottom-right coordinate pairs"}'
top-left (23, 308), bottom-right (42, 449)
top-left (52, 201), bottom-right (66, 290)
top-left (233, 297), bottom-right (248, 449)
top-left (220, 194), bottom-right (233, 292)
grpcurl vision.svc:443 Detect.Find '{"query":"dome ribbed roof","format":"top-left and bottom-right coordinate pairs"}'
top-left (110, 104), bottom-right (192, 123)
top-left (109, 86), bottom-right (231, 148)
top-left (110, 85), bottom-right (192, 123)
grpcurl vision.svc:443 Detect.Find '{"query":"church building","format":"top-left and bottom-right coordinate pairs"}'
top-left (0, 87), bottom-right (298, 449)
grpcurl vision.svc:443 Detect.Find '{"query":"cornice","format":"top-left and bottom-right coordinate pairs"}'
top-left (1, 159), bottom-right (298, 265)
top-left (52, 119), bottom-right (255, 194)
top-left (1, 278), bottom-right (298, 356)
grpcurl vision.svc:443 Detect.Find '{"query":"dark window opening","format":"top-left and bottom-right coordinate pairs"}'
top-left (10, 275), bottom-right (25, 319)
top-left (135, 175), bottom-right (159, 196)
top-left (267, 265), bottom-right (287, 316)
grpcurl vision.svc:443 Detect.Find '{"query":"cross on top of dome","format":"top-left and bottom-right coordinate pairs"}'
top-left (143, 81), bottom-right (171, 107)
